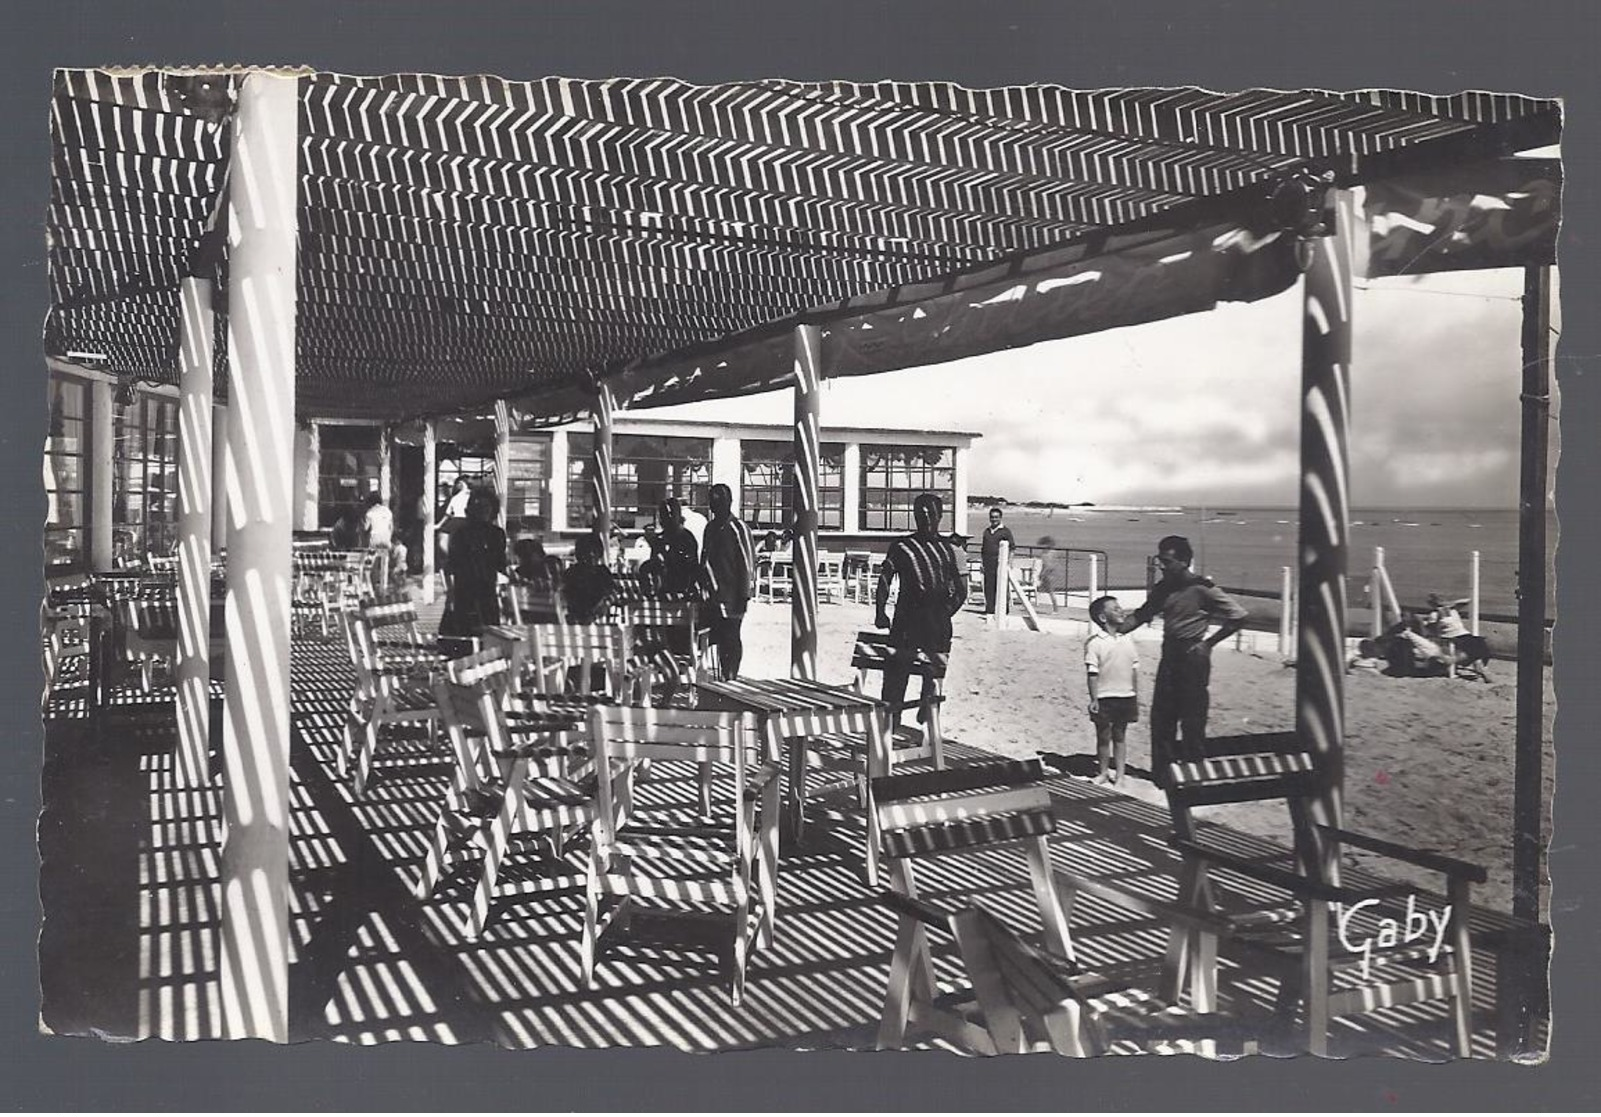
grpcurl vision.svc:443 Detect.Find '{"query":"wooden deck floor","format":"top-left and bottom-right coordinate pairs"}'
top-left (37, 627), bottom-right (1543, 1058)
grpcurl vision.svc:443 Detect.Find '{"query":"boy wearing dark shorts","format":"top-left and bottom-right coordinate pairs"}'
top-left (1084, 595), bottom-right (1139, 785)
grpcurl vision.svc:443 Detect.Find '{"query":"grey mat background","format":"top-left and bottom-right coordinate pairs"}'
top-left (1, 0), bottom-right (1595, 1109)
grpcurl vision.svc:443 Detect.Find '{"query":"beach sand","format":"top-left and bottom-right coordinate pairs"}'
top-left (734, 597), bottom-right (1552, 915)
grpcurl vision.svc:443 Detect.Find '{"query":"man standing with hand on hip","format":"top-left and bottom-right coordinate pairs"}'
top-left (980, 505), bottom-right (1015, 614)
top-left (1120, 535), bottom-right (1248, 782)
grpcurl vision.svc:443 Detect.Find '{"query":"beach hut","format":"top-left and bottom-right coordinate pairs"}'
top-left (42, 68), bottom-right (1558, 1041)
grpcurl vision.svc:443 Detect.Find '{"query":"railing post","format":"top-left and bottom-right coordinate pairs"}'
top-left (1087, 551), bottom-right (1100, 603)
top-left (1279, 565), bottom-right (1294, 657)
top-left (174, 275), bottom-right (215, 789)
top-left (991, 537), bottom-right (1011, 629)
top-left (1370, 545), bottom-right (1386, 638)
top-left (1469, 549), bottom-right (1481, 636)
top-left (791, 323), bottom-right (821, 680)
top-left (218, 69), bottom-right (300, 1044)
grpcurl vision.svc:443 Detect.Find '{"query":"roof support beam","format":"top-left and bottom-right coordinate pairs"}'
top-left (173, 275), bottom-right (216, 789)
top-left (790, 323), bottom-right (821, 681)
top-left (1294, 193), bottom-right (1354, 882)
top-left (218, 70), bottom-right (300, 1045)
top-left (591, 383), bottom-right (615, 542)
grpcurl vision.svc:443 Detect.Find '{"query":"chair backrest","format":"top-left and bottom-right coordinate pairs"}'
top-left (619, 599), bottom-right (697, 629)
top-left (851, 630), bottom-right (949, 682)
top-left (502, 582), bottom-right (567, 626)
top-left (1161, 729), bottom-right (1324, 870)
top-left (526, 622), bottom-right (633, 697)
top-left (588, 705), bottom-right (761, 838)
top-left (873, 759), bottom-right (1057, 866)
top-left (361, 592), bottom-right (425, 648)
top-left (116, 597), bottom-right (180, 636)
top-left (432, 647), bottom-right (516, 750)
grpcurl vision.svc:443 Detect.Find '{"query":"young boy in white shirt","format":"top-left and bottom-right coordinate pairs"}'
top-left (1084, 595), bottom-right (1139, 785)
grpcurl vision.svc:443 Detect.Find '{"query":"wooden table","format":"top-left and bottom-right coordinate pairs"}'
top-left (694, 676), bottom-right (890, 880)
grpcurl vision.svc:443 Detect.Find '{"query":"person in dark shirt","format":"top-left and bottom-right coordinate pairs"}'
top-left (562, 531), bottom-right (616, 624)
top-left (1119, 534), bottom-right (1249, 779)
top-left (440, 488), bottom-right (507, 637)
top-left (979, 505), bottom-right (1016, 614)
top-left (641, 497), bottom-right (700, 596)
top-left (699, 483), bottom-right (757, 679)
top-left (874, 493), bottom-right (968, 725)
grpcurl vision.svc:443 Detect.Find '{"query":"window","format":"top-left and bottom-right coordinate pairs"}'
top-left (860, 444), bottom-right (956, 532)
top-left (44, 376), bottom-right (88, 569)
top-left (504, 436), bottom-right (551, 531)
top-left (318, 424), bottom-right (383, 527)
top-left (112, 393), bottom-right (179, 561)
top-left (739, 440), bottom-right (845, 531)
top-left (566, 432), bottom-right (712, 530)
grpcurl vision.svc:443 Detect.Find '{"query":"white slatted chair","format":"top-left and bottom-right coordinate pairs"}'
top-left (340, 600), bottom-right (444, 796)
top-left (757, 550), bottom-right (793, 602)
top-left (501, 582), bottom-right (567, 626)
top-left (416, 648), bottom-right (613, 937)
top-left (583, 705), bottom-right (780, 1007)
top-left (874, 759), bottom-right (1220, 1056)
top-left (617, 598), bottom-right (710, 691)
top-left (117, 597), bottom-right (178, 693)
top-left (816, 550), bottom-right (847, 603)
top-left (850, 631), bottom-right (947, 768)
top-left (521, 621), bottom-right (639, 702)
top-left (42, 573), bottom-right (94, 693)
top-left (1163, 731), bottom-right (1484, 1057)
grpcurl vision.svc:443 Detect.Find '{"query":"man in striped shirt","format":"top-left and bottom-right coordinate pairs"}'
top-left (700, 483), bottom-right (757, 680)
top-left (875, 493), bottom-right (968, 724)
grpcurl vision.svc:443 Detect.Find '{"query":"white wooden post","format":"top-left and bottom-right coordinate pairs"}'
top-left (791, 323), bottom-right (822, 680)
top-left (991, 537), bottom-right (1011, 629)
top-left (422, 419), bottom-right (437, 604)
top-left (218, 70), bottom-right (300, 1044)
top-left (1371, 545), bottom-right (1386, 638)
top-left (1469, 549), bottom-right (1481, 635)
top-left (212, 402), bottom-right (229, 554)
top-left (1087, 552), bottom-right (1100, 603)
top-left (493, 399), bottom-right (511, 527)
top-left (1279, 565), bottom-right (1293, 657)
top-left (378, 423), bottom-right (392, 507)
top-left (173, 276), bottom-right (215, 789)
top-left (89, 378), bottom-right (115, 569)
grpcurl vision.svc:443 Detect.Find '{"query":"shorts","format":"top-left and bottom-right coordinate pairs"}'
top-left (1091, 696), bottom-right (1139, 727)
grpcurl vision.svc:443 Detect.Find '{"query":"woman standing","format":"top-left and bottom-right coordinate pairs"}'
top-left (440, 488), bottom-right (507, 638)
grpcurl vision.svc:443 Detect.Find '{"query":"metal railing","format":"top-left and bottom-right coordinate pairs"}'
top-left (1002, 546), bottom-right (1112, 612)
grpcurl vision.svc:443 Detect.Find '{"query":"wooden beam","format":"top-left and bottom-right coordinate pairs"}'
top-left (173, 275), bottom-right (215, 788)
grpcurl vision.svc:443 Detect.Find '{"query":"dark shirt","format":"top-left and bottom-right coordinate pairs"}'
top-left (980, 523), bottom-right (1016, 562)
top-left (443, 518), bottom-right (507, 635)
top-left (877, 531), bottom-right (968, 619)
top-left (700, 514), bottom-right (756, 607)
top-left (562, 564), bottom-right (616, 624)
top-left (652, 524), bottom-right (700, 595)
top-left (1130, 568), bottom-right (1249, 645)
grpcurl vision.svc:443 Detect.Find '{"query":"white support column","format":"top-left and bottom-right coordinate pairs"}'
top-left (711, 434), bottom-right (742, 514)
top-left (422, 419), bottom-right (437, 604)
top-left (218, 70), bottom-right (300, 1045)
top-left (292, 421), bottom-right (319, 531)
top-left (378, 424), bottom-right (392, 508)
top-left (212, 402), bottom-right (229, 554)
top-left (89, 378), bottom-right (115, 570)
top-left (591, 385), bottom-right (615, 540)
top-left (1468, 550), bottom-right (1481, 636)
top-left (174, 276), bottom-right (216, 789)
top-left (953, 444), bottom-right (971, 541)
top-left (991, 537), bottom-right (1012, 629)
top-left (493, 399), bottom-right (511, 527)
top-left (548, 428), bottom-right (569, 532)
top-left (791, 324), bottom-right (822, 680)
top-left (842, 441), bottom-right (862, 534)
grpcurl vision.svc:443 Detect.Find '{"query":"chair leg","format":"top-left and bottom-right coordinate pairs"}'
top-left (415, 793), bottom-right (463, 900)
top-left (697, 761), bottom-right (714, 819)
top-left (1303, 900), bottom-right (1331, 1057)
top-left (758, 773), bottom-right (780, 949)
top-left (730, 900), bottom-right (749, 1008)
top-left (582, 852), bottom-right (601, 990)
top-left (469, 761), bottom-right (528, 937)
top-left (354, 716), bottom-right (381, 797)
top-left (876, 914), bottom-right (923, 1050)
top-left (1448, 880), bottom-right (1477, 1058)
top-left (1025, 840), bottom-right (1075, 963)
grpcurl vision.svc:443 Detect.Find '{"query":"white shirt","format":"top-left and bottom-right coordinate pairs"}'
top-left (680, 507), bottom-right (708, 554)
top-left (444, 489), bottom-right (470, 519)
top-left (1084, 629), bottom-right (1139, 698)
top-left (363, 503), bottom-right (394, 547)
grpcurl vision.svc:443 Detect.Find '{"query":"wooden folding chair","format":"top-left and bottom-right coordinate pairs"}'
top-left (616, 598), bottom-right (710, 693)
top-left (873, 759), bottom-right (1221, 1056)
top-left (850, 630), bottom-right (947, 769)
top-left (339, 603), bottom-right (444, 796)
top-left (816, 550), bottom-right (846, 603)
top-left (42, 572), bottom-right (94, 693)
top-left (520, 621), bottom-right (638, 701)
top-left (583, 705), bottom-right (780, 1007)
top-left (117, 598), bottom-right (178, 693)
top-left (757, 550), bottom-right (792, 602)
top-left (416, 647), bottom-right (609, 937)
top-left (1162, 731), bottom-right (1484, 1057)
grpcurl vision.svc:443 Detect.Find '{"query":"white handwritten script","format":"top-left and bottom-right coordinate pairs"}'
top-left (1336, 895), bottom-right (1451, 980)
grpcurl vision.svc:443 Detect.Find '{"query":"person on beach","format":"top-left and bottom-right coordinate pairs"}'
top-left (439, 488), bottom-right (507, 638)
top-left (562, 531), bottom-right (615, 624)
top-left (980, 505), bottom-right (1016, 614)
top-left (361, 492), bottom-right (394, 591)
top-left (1085, 595), bottom-right (1139, 785)
top-left (874, 493), bottom-right (968, 726)
top-left (699, 483), bottom-right (757, 680)
top-left (1118, 535), bottom-right (1248, 781)
top-left (642, 496), bottom-right (700, 596)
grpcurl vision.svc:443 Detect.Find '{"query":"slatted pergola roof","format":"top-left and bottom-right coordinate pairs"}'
top-left (45, 69), bottom-right (1560, 420)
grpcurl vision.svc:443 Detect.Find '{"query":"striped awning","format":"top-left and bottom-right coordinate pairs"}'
top-left (44, 69), bottom-right (1560, 420)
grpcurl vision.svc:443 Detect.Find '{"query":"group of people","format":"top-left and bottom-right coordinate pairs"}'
top-left (434, 484), bottom-right (761, 682)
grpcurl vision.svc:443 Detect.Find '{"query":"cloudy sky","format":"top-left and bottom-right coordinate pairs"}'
top-left (644, 266), bottom-right (1535, 509)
